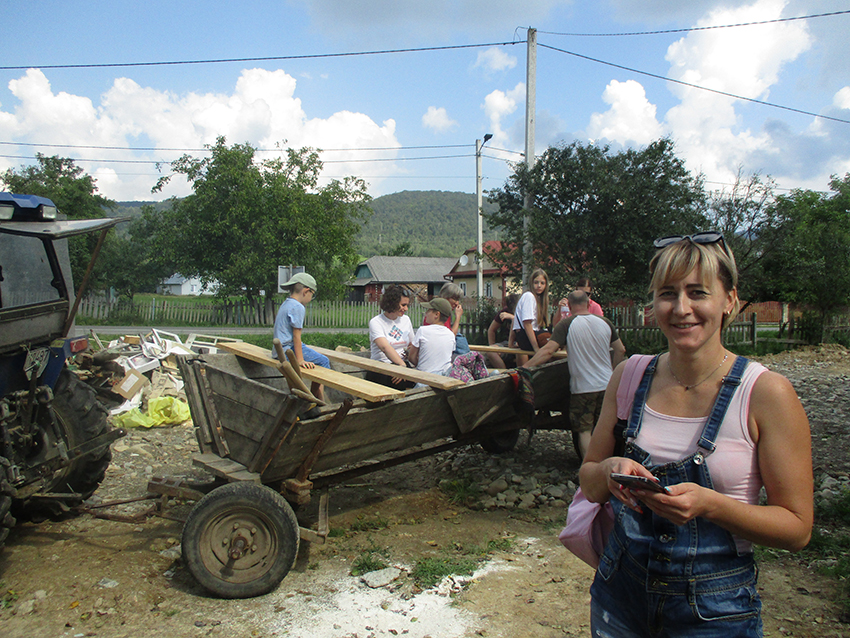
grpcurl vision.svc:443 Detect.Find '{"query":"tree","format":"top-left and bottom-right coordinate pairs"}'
top-left (759, 174), bottom-right (850, 340)
top-left (485, 138), bottom-right (708, 303)
top-left (96, 207), bottom-right (176, 300)
top-left (705, 168), bottom-right (787, 307)
top-left (1, 154), bottom-right (117, 290)
top-left (150, 137), bottom-right (371, 305)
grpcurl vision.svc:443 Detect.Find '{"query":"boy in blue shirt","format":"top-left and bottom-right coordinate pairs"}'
top-left (273, 272), bottom-right (330, 402)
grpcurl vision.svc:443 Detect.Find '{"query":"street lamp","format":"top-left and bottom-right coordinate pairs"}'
top-left (476, 133), bottom-right (493, 301)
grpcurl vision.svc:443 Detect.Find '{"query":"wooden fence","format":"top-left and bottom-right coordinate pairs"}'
top-left (76, 295), bottom-right (755, 347)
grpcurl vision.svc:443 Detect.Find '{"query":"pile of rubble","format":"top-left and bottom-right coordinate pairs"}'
top-left (73, 329), bottom-right (242, 428)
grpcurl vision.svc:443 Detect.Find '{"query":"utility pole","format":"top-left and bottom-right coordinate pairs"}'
top-left (476, 133), bottom-right (492, 301)
top-left (522, 27), bottom-right (537, 287)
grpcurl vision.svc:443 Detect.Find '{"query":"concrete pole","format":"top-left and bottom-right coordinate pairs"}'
top-left (522, 28), bottom-right (537, 287)
top-left (476, 138), bottom-right (484, 301)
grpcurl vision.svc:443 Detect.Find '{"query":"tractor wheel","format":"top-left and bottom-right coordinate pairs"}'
top-left (480, 428), bottom-right (521, 454)
top-left (0, 456), bottom-right (17, 549)
top-left (45, 369), bottom-right (112, 501)
top-left (182, 482), bottom-right (300, 599)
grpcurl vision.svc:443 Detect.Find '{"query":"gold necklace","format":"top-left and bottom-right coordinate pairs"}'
top-left (667, 353), bottom-right (729, 391)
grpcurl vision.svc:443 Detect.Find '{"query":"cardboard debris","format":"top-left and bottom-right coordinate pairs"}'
top-left (115, 369), bottom-right (151, 400)
top-left (82, 331), bottom-right (244, 407)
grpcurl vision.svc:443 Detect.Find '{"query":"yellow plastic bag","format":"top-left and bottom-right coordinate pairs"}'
top-left (147, 396), bottom-right (191, 425)
top-left (113, 397), bottom-right (191, 429)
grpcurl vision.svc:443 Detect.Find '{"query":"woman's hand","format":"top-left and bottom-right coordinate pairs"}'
top-left (601, 459), bottom-right (657, 513)
top-left (625, 482), bottom-right (711, 525)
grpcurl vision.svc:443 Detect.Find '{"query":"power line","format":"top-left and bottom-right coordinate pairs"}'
top-left (0, 140), bottom-right (473, 153)
top-left (0, 42), bottom-right (520, 72)
top-left (538, 42), bottom-right (850, 125)
top-left (539, 10), bottom-right (850, 37)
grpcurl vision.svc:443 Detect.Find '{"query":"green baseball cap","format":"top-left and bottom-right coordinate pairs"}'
top-left (283, 272), bottom-right (317, 291)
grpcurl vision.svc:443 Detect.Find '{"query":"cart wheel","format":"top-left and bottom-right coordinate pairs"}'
top-left (480, 429), bottom-right (520, 454)
top-left (182, 482), bottom-right (300, 599)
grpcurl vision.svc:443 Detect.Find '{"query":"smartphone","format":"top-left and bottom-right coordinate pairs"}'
top-left (610, 473), bottom-right (670, 494)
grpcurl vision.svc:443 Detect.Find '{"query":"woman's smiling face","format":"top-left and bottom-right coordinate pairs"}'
top-left (653, 269), bottom-right (736, 352)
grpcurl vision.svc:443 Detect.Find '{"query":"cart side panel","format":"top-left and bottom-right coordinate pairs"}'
top-left (530, 359), bottom-right (570, 410)
top-left (202, 365), bottom-right (303, 467)
top-left (261, 373), bottom-right (526, 481)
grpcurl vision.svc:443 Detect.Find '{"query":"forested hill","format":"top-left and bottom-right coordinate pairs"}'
top-left (112, 190), bottom-right (501, 259)
top-left (356, 190), bottom-right (500, 258)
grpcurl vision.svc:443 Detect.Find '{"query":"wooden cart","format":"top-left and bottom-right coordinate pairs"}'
top-left (174, 342), bottom-right (570, 598)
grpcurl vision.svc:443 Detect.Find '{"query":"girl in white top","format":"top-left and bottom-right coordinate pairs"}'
top-left (511, 268), bottom-right (550, 366)
top-left (367, 285), bottom-right (414, 388)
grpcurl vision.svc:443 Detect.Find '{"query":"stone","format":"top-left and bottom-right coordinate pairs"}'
top-left (486, 478), bottom-right (509, 496)
top-left (362, 567), bottom-right (402, 588)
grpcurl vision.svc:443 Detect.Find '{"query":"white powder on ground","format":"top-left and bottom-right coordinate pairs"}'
top-left (267, 559), bottom-right (521, 637)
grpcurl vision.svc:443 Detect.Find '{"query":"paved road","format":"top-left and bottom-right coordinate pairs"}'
top-left (75, 325), bottom-right (368, 336)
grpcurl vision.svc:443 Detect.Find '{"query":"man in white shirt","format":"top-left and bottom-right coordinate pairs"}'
top-left (525, 290), bottom-right (625, 458)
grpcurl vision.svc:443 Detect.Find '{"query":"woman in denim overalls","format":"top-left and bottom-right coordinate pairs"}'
top-left (579, 234), bottom-right (813, 637)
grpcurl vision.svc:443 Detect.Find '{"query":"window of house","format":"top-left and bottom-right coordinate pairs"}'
top-left (459, 282), bottom-right (466, 295)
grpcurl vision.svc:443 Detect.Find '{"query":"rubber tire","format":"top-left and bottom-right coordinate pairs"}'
top-left (46, 370), bottom-right (112, 498)
top-left (480, 428), bottom-right (521, 454)
top-left (14, 369), bottom-right (113, 520)
top-left (0, 456), bottom-right (17, 549)
top-left (182, 482), bottom-right (300, 599)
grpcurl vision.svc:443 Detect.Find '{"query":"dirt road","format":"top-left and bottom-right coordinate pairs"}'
top-left (1, 347), bottom-right (848, 638)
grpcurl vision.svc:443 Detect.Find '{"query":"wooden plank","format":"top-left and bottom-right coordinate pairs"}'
top-left (308, 345), bottom-right (465, 390)
top-left (298, 365), bottom-right (405, 402)
top-left (220, 341), bottom-right (403, 403)
top-left (192, 453), bottom-right (262, 483)
top-left (470, 344), bottom-right (568, 360)
top-left (248, 397), bottom-right (303, 474)
top-left (198, 364), bottom-right (231, 457)
top-left (295, 399), bottom-right (353, 482)
top-left (176, 357), bottom-right (213, 453)
top-left (219, 341), bottom-right (279, 367)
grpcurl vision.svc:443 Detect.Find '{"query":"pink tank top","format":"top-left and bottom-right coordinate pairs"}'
top-left (632, 361), bottom-right (767, 552)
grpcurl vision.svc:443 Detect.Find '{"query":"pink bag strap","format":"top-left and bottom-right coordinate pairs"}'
top-left (615, 354), bottom-right (654, 421)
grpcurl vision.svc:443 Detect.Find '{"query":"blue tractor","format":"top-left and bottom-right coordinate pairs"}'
top-left (0, 192), bottom-right (125, 548)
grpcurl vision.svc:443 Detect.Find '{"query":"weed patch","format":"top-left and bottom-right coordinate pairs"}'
top-left (410, 556), bottom-right (478, 588)
top-left (351, 544), bottom-right (390, 576)
top-left (349, 515), bottom-right (391, 532)
top-left (439, 476), bottom-right (481, 506)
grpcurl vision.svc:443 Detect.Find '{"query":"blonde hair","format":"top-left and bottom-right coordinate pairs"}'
top-left (529, 268), bottom-right (550, 329)
top-left (649, 239), bottom-right (740, 329)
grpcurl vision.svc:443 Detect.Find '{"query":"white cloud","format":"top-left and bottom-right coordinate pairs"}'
top-left (835, 87), bottom-right (850, 110)
top-left (474, 48), bottom-right (517, 73)
top-left (661, 0), bottom-right (814, 185)
top-left (0, 68), bottom-right (401, 200)
top-left (483, 83), bottom-right (525, 137)
top-left (422, 106), bottom-right (458, 133)
top-left (586, 80), bottom-right (664, 146)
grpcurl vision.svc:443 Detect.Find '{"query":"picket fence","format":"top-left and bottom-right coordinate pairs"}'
top-left (76, 295), bottom-right (758, 348)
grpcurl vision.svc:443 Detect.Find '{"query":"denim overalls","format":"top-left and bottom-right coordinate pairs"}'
top-left (590, 355), bottom-right (763, 638)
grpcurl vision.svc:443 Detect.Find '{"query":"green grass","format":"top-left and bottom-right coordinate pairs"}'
top-left (410, 536), bottom-right (514, 588)
top-left (410, 556), bottom-right (478, 588)
top-left (349, 515), bottom-right (391, 532)
top-left (350, 544), bottom-right (391, 576)
top-left (439, 476), bottom-right (481, 506)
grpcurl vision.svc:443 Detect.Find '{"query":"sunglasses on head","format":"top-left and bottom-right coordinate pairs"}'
top-left (653, 231), bottom-right (725, 250)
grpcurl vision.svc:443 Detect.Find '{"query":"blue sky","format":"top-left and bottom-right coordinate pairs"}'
top-left (1, 0), bottom-right (848, 203)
